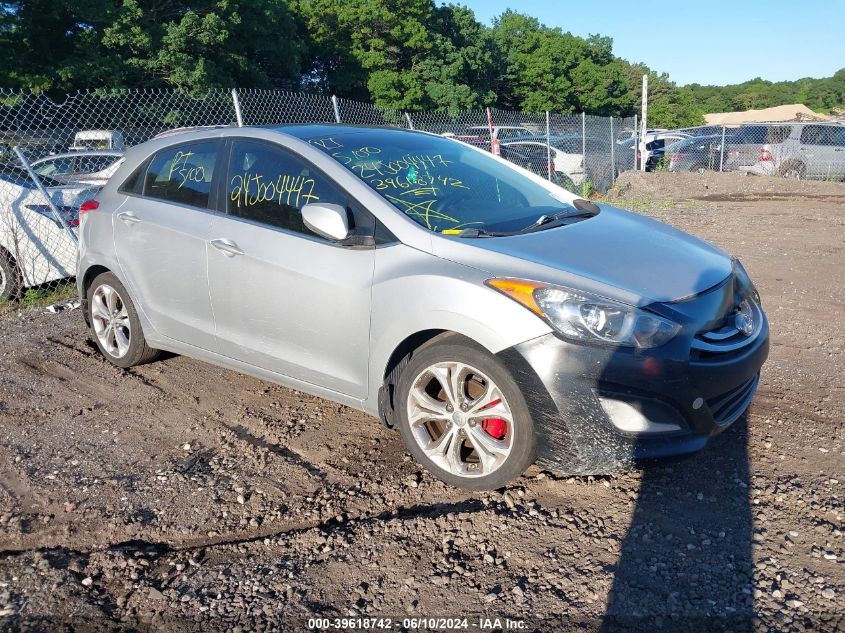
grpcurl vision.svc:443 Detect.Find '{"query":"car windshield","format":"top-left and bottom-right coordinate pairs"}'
top-left (298, 127), bottom-right (575, 234)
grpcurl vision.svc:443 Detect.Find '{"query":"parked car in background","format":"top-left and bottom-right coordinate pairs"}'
top-left (640, 132), bottom-right (692, 170)
top-left (32, 150), bottom-right (124, 187)
top-left (76, 124), bottom-right (768, 490)
top-left (0, 165), bottom-right (97, 299)
top-left (502, 135), bottom-right (616, 190)
top-left (444, 125), bottom-right (535, 143)
top-left (668, 134), bottom-right (738, 172)
top-left (726, 123), bottom-right (845, 179)
top-left (70, 130), bottom-right (125, 152)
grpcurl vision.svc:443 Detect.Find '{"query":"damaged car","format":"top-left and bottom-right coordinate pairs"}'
top-left (76, 125), bottom-right (769, 490)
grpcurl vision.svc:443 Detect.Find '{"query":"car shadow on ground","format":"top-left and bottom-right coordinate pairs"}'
top-left (600, 416), bottom-right (754, 632)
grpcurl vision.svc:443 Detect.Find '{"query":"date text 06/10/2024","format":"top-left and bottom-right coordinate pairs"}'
top-left (306, 616), bottom-right (528, 630)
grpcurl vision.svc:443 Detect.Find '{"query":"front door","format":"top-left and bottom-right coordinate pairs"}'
top-left (113, 139), bottom-right (221, 350)
top-left (207, 138), bottom-right (375, 397)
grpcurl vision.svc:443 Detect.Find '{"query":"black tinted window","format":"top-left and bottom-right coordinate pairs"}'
top-left (144, 141), bottom-right (218, 208)
top-left (800, 125), bottom-right (845, 146)
top-left (768, 127), bottom-right (791, 143)
top-left (226, 140), bottom-right (347, 234)
top-left (738, 126), bottom-right (768, 144)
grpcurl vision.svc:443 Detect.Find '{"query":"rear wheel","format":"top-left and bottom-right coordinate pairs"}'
top-left (0, 251), bottom-right (21, 300)
top-left (779, 161), bottom-right (806, 180)
top-left (690, 163), bottom-right (707, 174)
top-left (396, 338), bottom-right (536, 490)
top-left (87, 272), bottom-right (159, 368)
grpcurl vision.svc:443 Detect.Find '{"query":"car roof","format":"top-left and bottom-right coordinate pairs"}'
top-left (32, 149), bottom-right (124, 162)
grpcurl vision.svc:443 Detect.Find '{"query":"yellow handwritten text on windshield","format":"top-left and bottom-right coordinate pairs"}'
top-left (230, 172), bottom-right (319, 209)
top-left (167, 151), bottom-right (208, 189)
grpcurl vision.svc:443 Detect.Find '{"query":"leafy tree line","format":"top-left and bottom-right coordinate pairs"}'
top-left (1, 0), bottom-right (843, 128)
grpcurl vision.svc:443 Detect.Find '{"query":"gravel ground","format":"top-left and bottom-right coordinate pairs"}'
top-left (0, 173), bottom-right (843, 632)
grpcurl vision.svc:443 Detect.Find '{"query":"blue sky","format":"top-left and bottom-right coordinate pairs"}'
top-left (458, 0), bottom-right (845, 86)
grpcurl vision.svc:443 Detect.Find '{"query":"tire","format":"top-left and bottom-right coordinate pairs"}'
top-left (0, 250), bottom-right (21, 301)
top-left (778, 161), bottom-right (806, 180)
top-left (87, 272), bottom-right (159, 368)
top-left (689, 163), bottom-right (707, 174)
top-left (396, 337), bottom-right (536, 490)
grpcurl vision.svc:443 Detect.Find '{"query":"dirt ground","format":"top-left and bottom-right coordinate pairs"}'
top-left (0, 172), bottom-right (843, 632)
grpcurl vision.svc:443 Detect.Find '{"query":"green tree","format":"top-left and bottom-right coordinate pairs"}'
top-left (297, 0), bottom-right (496, 110)
top-left (0, 0), bottom-right (306, 93)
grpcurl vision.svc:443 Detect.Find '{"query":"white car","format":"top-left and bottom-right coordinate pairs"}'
top-left (69, 130), bottom-right (125, 152)
top-left (31, 150), bottom-right (124, 187)
top-left (726, 123), bottom-right (845, 179)
top-left (0, 165), bottom-right (97, 299)
top-left (444, 126), bottom-right (536, 142)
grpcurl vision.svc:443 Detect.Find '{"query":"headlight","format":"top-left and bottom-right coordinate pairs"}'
top-left (733, 258), bottom-right (760, 305)
top-left (487, 278), bottom-right (681, 349)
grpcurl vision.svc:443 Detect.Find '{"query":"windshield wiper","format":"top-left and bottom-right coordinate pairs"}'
top-left (514, 199), bottom-right (600, 235)
top-left (454, 227), bottom-right (509, 238)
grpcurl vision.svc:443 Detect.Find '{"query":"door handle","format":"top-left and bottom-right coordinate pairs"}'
top-left (117, 211), bottom-right (140, 225)
top-left (210, 238), bottom-right (245, 257)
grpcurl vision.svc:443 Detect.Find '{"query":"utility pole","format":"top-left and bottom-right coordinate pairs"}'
top-left (640, 74), bottom-right (648, 171)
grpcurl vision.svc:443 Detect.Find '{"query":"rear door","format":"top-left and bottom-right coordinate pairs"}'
top-left (206, 138), bottom-right (376, 397)
top-left (113, 139), bottom-right (221, 350)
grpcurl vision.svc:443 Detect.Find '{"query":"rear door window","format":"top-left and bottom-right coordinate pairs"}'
top-left (738, 126), bottom-right (768, 144)
top-left (767, 126), bottom-right (791, 144)
top-left (144, 141), bottom-right (219, 208)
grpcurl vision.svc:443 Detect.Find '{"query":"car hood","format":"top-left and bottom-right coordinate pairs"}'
top-left (430, 204), bottom-right (733, 306)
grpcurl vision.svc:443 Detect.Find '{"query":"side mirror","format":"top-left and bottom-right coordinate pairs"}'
top-left (302, 203), bottom-right (349, 242)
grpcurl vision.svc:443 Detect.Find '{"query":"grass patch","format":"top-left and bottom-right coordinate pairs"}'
top-left (0, 279), bottom-right (77, 316)
top-left (600, 196), bottom-right (705, 213)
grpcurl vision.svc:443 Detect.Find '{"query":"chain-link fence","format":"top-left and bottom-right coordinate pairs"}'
top-left (0, 85), bottom-right (740, 320)
top-left (641, 122), bottom-right (845, 178)
top-left (5, 86), bottom-right (840, 320)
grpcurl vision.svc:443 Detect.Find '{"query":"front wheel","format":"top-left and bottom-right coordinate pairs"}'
top-left (396, 338), bottom-right (536, 490)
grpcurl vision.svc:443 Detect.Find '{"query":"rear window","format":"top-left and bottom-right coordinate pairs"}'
top-left (144, 141), bottom-right (218, 208)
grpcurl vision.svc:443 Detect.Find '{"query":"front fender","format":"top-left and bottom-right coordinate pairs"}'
top-left (363, 244), bottom-right (552, 415)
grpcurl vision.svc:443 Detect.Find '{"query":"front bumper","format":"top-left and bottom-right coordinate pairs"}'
top-left (498, 295), bottom-right (769, 474)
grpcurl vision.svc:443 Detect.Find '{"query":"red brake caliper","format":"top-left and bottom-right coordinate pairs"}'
top-left (478, 399), bottom-right (507, 440)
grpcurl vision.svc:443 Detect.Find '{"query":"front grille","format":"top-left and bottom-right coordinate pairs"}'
top-left (706, 374), bottom-right (759, 426)
top-left (692, 299), bottom-right (763, 357)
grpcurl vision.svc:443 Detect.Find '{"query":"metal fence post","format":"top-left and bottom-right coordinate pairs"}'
top-left (404, 112), bottom-right (414, 130)
top-left (581, 111), bottom-right (586, 169)
top-left (331, 95), bottom-right (342, 123)
top-left (640, 74), bottom-right (648, 172)
top-left (633, 114), bottom-right (638, 170)
top-left (231, 88), bottom-right (243, 127)
top-left (610, 116), bottom-right (616, 184)
top-left (13, 146), bottom-right (78, 243)
top-left (545, 111), bottom-right (552, 181)
top-left (719, 124), bottom-right (726, 172)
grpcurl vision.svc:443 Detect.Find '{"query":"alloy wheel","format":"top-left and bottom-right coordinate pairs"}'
top-left (406, 361), bottom-right (514, 478)
top-left (91, 284), bottom-right (131, 358)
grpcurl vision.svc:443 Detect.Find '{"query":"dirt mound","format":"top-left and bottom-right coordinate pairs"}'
top-left (605, 170), bottom-right (845, 202)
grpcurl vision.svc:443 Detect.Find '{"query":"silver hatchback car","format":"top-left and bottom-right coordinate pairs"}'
top-left (77, 125), bottom-right (769, 490)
